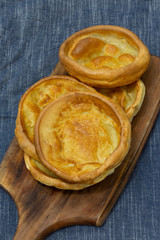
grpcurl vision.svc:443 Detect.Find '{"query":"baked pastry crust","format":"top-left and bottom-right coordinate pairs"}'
top-left (59, 25), bottom-right (150, 87)
top-left (96, 79), bottom-right (145, 121)
top-left (24, 154), bottom-right (115, 190)
top-left (15, 75), bottom-right (96, 161)
top-left (35, 92), bottom-right (131, 183)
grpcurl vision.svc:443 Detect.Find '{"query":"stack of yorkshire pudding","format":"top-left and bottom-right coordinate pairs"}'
top-left (15, 25), bottom-right (150, 190)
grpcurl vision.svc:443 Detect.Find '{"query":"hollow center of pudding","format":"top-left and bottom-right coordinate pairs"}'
top-left (38, 95), bottom-right (121, 175)
top-left (69, 34), bottom-right (138, 70)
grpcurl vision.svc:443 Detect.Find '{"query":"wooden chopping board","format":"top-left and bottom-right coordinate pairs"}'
top-left (0, 56), bottom-right (160, 240)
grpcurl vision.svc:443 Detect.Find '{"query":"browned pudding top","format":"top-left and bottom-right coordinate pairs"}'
top-left (59, 25), bottom-right (150, 88)
top-left (35, 92), bottom-right (131, 183)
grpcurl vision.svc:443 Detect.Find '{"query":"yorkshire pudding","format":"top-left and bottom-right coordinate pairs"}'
top-left (24, 154), bottom-right (115, 190)
top-left (15, 75), bottom-right (95, 161)
top-left (35, 92), bottom-right (131, 183)
top-left (59, 25), bottom-right (150, 87)
top-left (96, 79), bottom-right (145, 121)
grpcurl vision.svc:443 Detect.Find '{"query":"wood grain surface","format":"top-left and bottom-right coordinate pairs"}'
top-left (0, 56), bottom-right (159, 240)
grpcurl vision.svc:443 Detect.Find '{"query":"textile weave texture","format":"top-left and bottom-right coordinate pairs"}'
top-left (0, 0), bottom-right (160, 239)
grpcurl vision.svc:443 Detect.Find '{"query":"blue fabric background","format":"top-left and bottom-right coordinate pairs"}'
top-left (0, 0), bottom-right (160, 239)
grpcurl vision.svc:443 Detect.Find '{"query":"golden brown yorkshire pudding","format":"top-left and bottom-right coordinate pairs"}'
top-left (24, 154), bottom-right (115, 190)
top-left (96, 79), bottom-right (145, 121)
top-left (15, 75), bottom-right (96, 161)
top-left (34, 92), bottom-right (131, 183)
top-left (59, 25), bottom-right (150, 87)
